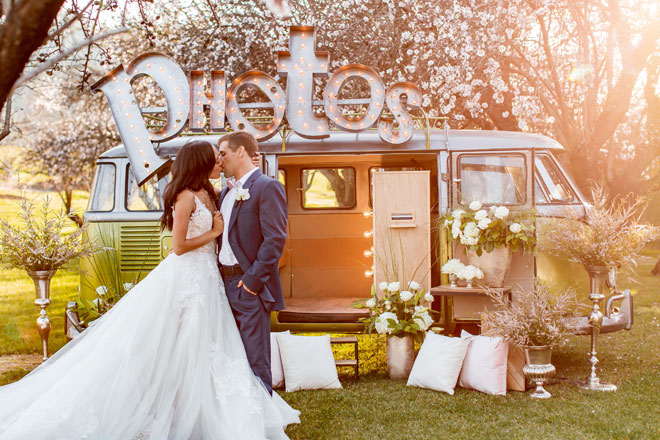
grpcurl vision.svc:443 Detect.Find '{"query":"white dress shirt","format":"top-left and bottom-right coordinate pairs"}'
top-left (218, 167), bottom-right (258, 266)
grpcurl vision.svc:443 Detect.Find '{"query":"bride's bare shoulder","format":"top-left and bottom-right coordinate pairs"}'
top-left (174, 190), bottom-right (195, 211)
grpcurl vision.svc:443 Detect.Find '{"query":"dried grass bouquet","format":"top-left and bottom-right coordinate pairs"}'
top-left (538, 184), bottom-right (660, 271)
top-left (0, 197), bottom-right (93, 271)
top-left (482, 283), bottom-right (578, 348)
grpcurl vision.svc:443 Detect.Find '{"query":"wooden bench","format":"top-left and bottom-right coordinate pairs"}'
top-left (330, 336), bottom-right (359, 381)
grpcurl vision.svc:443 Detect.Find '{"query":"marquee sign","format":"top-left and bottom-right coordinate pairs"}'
top-left (92, 26), bottom-right (423, 185)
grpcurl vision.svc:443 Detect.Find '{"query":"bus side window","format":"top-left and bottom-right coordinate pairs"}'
top-left (534, 156), bottom-right (576, 203)
top-left (301, 168), bottom-right (356, 209)
top-left (88, 163), bottom-right (116, 212)
top-left (457, 154), bottom-right (526, 205)
top-left (126, 165), bottom-right (167, 211)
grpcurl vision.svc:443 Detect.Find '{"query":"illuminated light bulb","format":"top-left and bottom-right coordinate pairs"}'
top-left (139, 149), bottom-right (144, 154)
top-left (174, 124), bottom-right (178, 129)
top-left (376, 103), bottom-right (381, 108)
top-left (130, 124), bottom-right (135, 130)
top-left (197, 101), bottom-right (202, 106)
top-left (134, 137), bottom-right (140, 142)
top-left (231, 108), bottom-right (236, 113)
top-left (300, 57), bottom-right (304, 62)
top-left (298, 96), bottom-right (303, 102)
top-left (294, 64), bottom-right (299, 69)
top-left (197, 111), bottom-right (202, 116)
top-left (391, 94), bottom-right (396, 99)
top-left (178, 112), bottom-right (183, 116)
top-left (175, 87), bottom-right (180, 92)
top-left (301, 43), bottom-right (306, 49)
top-left (403, 131), bottom-right (409, 136)
top-left (318, 125), bottom-right (323, 130)
top-left (334, 117), bottom-right (339, 122)
top-left (360, 123), bottom-right (365, 128)
top-left (334, 81), bottom-right (339, 85)
top-left (124, 78), bottom-right (129, 82)
top-left (112, 77), bottom-right (118, 82)
top-left (329, 93), bottom-right (334, 98)
top-left (299, 83), bottom-right (304, 88)
top-left (393, 106), bottom-right (399, 111)
top-left (370, 115), bottom-right (376, 120)
top-left (375, 89), bottom-right (381, 94)
top-left (126, 113), bottom-right (131, 118)
top-left (253, 78), bottom-right (258, 83)
top-left (160, 67), bottom-right (164, 71)
top-left (117, 89), bottom-right (122, 94)
top-left (298, 110), bottom-right (303, 115)
top-left (321, 64), bottom-right (326, 69)
top-left (281, 64), bottom-right (286, 69)
top-left (121, 100), bottom-right (126, 106)
top-left (364, 270), bottom-right (374, 277)
top-left (197, 81), bottom-right (202, 86)
top-left (197, 91), bottom-right (202, 96)
top-left (179, 99), bottom-right (184, 104)
top-left (303, 123), bottom-right (309, 128)
top-left (198, 121), bottom-right (203, 126)
top-left (363, 211), bottom-right (373, 218)
top-left (329, 106), bottom-right (334, 111)
top-left (168, 76), bottom-right (173, 81)
top-left (369, 78), bottom-right (374, 82)
top-left (302, 33), bottom-right (306, 37)
top-left (363, 250), bottom-right (373, 257)
top-left (275, 93), bottom-right (281, 98)
top-left (147, 64), bottom-right (152, 69)
top-left (279, 105), bottom-right (284, 110)
top-left (299, 71), bottom-right (305, 76)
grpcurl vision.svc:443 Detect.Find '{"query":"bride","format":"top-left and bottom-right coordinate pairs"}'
top-left (0, 140), bottom-right (300, 439)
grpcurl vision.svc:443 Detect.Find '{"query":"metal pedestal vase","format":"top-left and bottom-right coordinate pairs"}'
top-left (27, 269), bottom-right (56, 361)
top-left (523, 346), bottom-right (555, 399)
top-left (386, 334), bottom-right (414, 380)
top-left (465, 246), bottom-right (512, 287)
top-left (578, 265), bottom-right (617, 391)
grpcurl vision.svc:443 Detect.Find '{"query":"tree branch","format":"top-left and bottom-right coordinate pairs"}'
top-left (12, 26), bottom-right (128, 91)
top-left (0, 92), bottom-right (10, 141)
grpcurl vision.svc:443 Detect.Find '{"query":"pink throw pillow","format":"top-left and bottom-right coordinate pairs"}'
top-left (458, 330), bottom-right (508, 396)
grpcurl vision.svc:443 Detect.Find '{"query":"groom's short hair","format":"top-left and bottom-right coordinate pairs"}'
top-left (219, 131), bottom-right (258, 157)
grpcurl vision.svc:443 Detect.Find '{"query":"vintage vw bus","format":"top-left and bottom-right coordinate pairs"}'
top-left (80, 127), bottom-right (590, 333)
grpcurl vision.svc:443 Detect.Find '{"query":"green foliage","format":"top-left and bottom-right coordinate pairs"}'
top-left (0, 197), bottom-right (93, 271)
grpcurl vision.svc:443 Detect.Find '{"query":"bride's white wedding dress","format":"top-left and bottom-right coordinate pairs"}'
top-left (0, 195), bottom-right (300, 439)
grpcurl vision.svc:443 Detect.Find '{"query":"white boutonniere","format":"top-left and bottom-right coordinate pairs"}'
top-left (236, 187), bottom-right (250, 201)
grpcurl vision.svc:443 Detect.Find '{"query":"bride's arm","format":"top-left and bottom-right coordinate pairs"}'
top-left (171, 190), bottom-right (223, 256)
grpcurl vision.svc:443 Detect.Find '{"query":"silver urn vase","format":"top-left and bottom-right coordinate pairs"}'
top-left (578, 265), bottom-right (617, 391)
top-left (386, 334), bottom-right (414, 380)
top-left (522, 346), bottom-right (556, 399)
top-left (27, 269), bottom-right (57, 361)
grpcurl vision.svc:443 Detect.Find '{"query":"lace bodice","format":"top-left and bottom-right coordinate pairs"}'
top-left (186, 194), bottom-right (216, 255)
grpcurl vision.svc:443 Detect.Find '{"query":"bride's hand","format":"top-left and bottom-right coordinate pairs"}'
top-left (212, 211), bottom-right (224, 236)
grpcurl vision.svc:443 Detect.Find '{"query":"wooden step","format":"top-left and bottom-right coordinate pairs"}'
top-left (335, 359), bottom-right (358, 367)
top-left (330, 336), bottom-right (358, 344)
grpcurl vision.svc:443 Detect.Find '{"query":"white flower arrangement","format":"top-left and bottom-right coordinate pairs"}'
top-left (236, 187), bottom-right (250, 201)
top-left (440, 201), bottom-right (536, 256)
top-left (441, 258), bottom-right (465, 275)
top-left (456, 264), bottom-right (484, 281)
top-left (355, 279), bottom-right (434, 339)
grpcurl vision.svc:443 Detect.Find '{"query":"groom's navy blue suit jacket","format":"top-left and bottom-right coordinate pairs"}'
top-left (218, 169), bottom-right (287, 312)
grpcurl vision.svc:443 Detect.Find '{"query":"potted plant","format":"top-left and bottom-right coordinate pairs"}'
top-left (538, 184), bottom-right (660, 390)
top-left (0, 197), bottom-right (93, 360)
top-left (440, 201), bottom-right (536, 287)
top-left (354, 281), bottom-right (435, 380)
top-left (482, 283), bottom-right (577, 398)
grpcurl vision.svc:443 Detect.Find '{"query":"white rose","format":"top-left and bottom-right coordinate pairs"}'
top-left (375, 312), bottom-right (399, 334)
top-left (474, 209), bottom-right (488, 221)
top-left (509, 222), bottom-right (522, 233)
top-left (366, 298), bottom-right (376, 308)
top-left (413, 310), bottom-right (434, 330)
top-left (494, 206), bottom-right (509, 219)
top-left (123, 282), bottom-right (134, 292)
top-left (399, 290), bottom-right (414, 301)
top-left (424, 292), bottom-right (434, 302)
top-left (388, 282), bottom-right (400, 292)
top-left (385, 300), bottom-right (392, 310)
top-left (444, 218), bottom-right (453, 227)
top-left (469, 201), bottom-right (482, 211)
top-left (408, 280), bottom-right (421, 290)
top-left (460, 234), bottom-right (479, 246)
top-left (452, 223), bottom-right (461, 239)
top-left (451, 209), bottom-right (465, 219)
top-left (477, 218), bottom-right (492, 230)
top-left (95, 285), bottom-right (108, 296)
top-left (379, 281), bottom-right (389, 292)
top-left (463, 222), bottom-right (480, 238)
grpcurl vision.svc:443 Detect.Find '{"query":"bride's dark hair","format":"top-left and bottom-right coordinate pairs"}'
top-left (160, 140), bottom-right (218, 231)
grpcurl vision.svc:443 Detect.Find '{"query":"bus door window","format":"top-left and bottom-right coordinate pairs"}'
top-left (534, 156), bottom-right (576, 203)
top-left (457, 154), bottom-right (526, 205)
top-left (126, 165), bottom-right (167, 211)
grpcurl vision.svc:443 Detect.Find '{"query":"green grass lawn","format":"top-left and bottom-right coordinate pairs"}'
top-left (0, 188), bottom-right (659, 438)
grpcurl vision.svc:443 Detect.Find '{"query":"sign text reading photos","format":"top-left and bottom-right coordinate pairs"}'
top-left (92, 26), bottom-right (423, 185)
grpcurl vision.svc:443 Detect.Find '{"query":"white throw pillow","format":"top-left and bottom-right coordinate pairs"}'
top-left (407, 332), bottom-right (471, 395)
top-left (271, 331), bottom-right (290, 389)
top-left (277, 334), bottom-right (342, 392)
top-left (458, 330), bottom-right (508, 396)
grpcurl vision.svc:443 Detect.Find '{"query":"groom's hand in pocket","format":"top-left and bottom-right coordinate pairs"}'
top-left (238, 280), bottom-right (258, 296)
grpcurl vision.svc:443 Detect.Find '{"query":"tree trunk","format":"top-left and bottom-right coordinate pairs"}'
top-left (59, 189), bottom-right (83, 227)
top-left (652, 257), bottom-right (660, 276)
top-left (0, 0), bottom-right (65, 115)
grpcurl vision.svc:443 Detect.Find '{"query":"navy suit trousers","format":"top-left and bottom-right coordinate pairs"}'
top-left (223, 274), bottom-right (272, 395)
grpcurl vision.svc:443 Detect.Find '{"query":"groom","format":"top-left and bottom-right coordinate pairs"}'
top-left (216, 131), bottom-right (287, 395)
